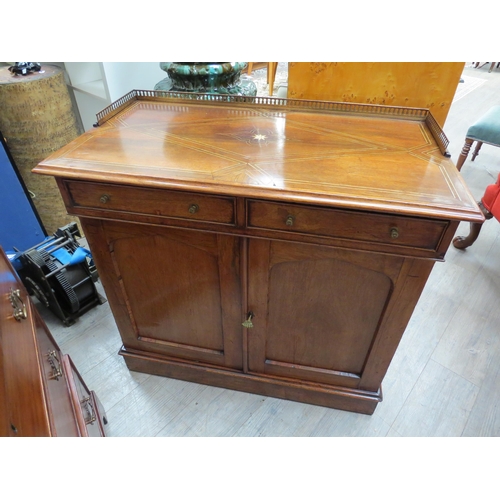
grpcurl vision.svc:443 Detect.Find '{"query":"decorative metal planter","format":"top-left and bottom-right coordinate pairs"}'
top-left (155, 62), bottom-right (257, 96)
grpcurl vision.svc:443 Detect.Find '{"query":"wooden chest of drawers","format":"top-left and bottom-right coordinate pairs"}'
top-left (33, 92), bottom-right (484, 414)
top-left (0, 248), bottom-right (107, 436)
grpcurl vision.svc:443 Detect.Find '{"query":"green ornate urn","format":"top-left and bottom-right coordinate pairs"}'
top-left (154, 62), bottom-right (257, 96)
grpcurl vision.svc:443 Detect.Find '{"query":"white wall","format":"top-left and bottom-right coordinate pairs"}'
top-left (101, 62), bottom-right (167, 101)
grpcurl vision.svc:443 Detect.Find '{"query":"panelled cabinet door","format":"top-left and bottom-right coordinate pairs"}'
top-left (246, 239), bottom-right (406, 389)
top-left (82, 219), bottom-right (244, 370)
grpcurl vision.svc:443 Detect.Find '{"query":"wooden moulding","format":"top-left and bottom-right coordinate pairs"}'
top-left (119, 346), bottom-right (382, 415)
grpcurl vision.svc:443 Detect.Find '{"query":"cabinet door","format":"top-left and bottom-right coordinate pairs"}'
top-left (82, 219), bottom-right (243, 370)
top-left (247, 239), bottom-right (410, 389)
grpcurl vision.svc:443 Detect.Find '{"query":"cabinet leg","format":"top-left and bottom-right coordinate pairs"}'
top-left (453, 201), bottom-right (492, 249)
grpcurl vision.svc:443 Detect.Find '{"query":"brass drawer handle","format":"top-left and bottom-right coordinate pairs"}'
top-left (285, 215), bottom-right (295, 226)
top-left (242, 312), bottom-right (254, 328)
top-left (9, 288), bottom-right (27, 321)
top-left (80, 396), bottom-right (97, 425)
top-left (46, 350), bottom-right (63, 381)
top-left (100, 194), bottom-right (110, 204)
top-left (390, 227), bottom-right (399, 239)
top-left (188, 204), bottom-right (199, 214)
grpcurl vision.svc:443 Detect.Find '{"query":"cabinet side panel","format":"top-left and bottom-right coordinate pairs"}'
top-left (359, 258), bottom-right (435, 391)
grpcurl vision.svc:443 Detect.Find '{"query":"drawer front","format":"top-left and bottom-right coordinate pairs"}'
top-left (247, 200), bottom-right (448, 251)
top-left (65, 181), bottom-right (236, 225)
top-left (34, 310), bottom-right (81, 437)
top-left (62, 355), bottom-right (106, 437)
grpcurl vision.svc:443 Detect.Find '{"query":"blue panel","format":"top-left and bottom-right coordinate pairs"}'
top-left (0, 134), bottom-right (46, 252)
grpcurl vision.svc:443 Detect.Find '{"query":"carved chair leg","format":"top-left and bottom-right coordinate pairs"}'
top-left (453, 201), bottom-right (493, 249)
top-left (456, 138), bottom-right (474, 171)
top-left (471, 141), bottom-right (483, 161)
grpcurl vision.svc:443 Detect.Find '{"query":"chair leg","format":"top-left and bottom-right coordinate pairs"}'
top-left (268, 62), bottom-right (278, 96)
top-left (456, 138), bottom-right (474, 171)
top-left (453, 201), bottom-right (493, 249)
top-left (471, 141), bottom-right (483, 161)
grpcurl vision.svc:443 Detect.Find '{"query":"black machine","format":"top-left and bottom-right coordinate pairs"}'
top-left (11, 223), bottom-right (106, 326)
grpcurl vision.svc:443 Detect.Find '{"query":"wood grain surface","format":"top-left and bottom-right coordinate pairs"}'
top-left (34, 94), bottom-right (482, 223)
top-left (32, 92), bottom-right (485, 415)
top-left (287, 62), bottom-right (464, 127)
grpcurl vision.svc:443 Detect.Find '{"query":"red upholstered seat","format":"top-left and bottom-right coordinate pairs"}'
top-left (453, 173), bottom-right (499, 250)
top-left (482, 173), bottom-right (500, 220)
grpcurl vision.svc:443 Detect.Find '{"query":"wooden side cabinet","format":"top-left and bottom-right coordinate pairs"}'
top-left (0, 247), bottom-right (107, 436)
top-left (33, 92), bottom-right (484, 414)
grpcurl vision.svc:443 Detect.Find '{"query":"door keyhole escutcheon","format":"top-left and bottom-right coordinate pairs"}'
top-left (242, 312), bottom-right (254, 328)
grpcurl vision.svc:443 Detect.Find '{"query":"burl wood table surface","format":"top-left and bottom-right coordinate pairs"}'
top-left (33, 91), bottom-right (484, 414)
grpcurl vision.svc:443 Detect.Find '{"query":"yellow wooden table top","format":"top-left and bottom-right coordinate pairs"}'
top-left (33, 91), bottom-right (483, 223)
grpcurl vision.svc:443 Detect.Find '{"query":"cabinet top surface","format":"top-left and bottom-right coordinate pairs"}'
top-left (34, 92), bottom-right (482, 222)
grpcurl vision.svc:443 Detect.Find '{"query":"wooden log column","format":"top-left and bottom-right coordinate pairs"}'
top-left (0, 65), bottom-right (81, 234)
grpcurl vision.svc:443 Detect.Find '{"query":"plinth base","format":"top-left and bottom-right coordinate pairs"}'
top-left (119, 346), bottom-right (382, 415)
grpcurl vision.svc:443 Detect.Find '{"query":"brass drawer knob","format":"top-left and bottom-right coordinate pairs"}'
top-left (390, 227), bottom-right (399, 239)
top-left (100, 194), bottom-right (110, 204)
top-left (188, 204), bottom-right (199, 214)
top-left (285, 215), bottom-right (295, 226)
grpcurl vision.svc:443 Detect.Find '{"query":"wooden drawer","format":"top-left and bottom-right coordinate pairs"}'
top-left (33, 305), bottom-right (81, 436)
top-left (62, 355), bottom-right (107, 436)
top-left (65, 180), bottom-right (236, 226)
top-left (247, 200), bottom-right (448, 252)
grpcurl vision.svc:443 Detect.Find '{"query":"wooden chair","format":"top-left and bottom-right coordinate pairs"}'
top-left (473, 62), bottom-right (500, 73)
top-left (455, 105), bottom-right (500, 171)
top-left (246, 62), bottom-right (278, 96)
top-left (453, 173), bottom-right (500, 249)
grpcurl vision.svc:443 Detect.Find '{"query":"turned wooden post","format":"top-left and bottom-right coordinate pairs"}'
top-left (455, 138), bottom-right (474, 171)
top-left (471, 141), bottom-right (483, 161)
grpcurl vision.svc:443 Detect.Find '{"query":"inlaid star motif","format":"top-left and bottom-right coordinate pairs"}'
top-left (253, 133), bottom-right (267, 141)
